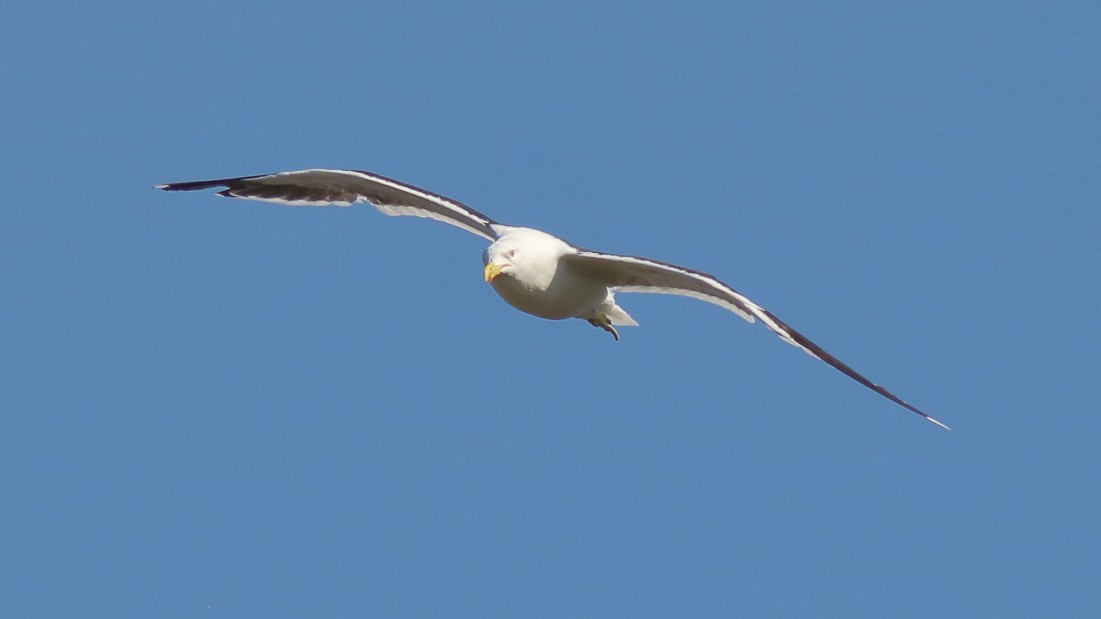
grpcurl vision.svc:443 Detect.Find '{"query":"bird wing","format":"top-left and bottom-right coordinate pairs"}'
top-left (157, 168), bottom-right (500, 240)
top-left (564, 249), bottom-right (949, 429)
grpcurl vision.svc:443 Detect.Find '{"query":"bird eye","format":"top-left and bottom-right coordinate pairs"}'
top-left (508, 249), bottom-right (516, 258)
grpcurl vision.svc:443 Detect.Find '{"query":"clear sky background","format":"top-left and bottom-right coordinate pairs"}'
top-left (3, 1), bottom-right (1099, 617)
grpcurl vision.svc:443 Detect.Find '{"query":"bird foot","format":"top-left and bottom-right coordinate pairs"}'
top-left (587, 318), bottom-right (620, 341)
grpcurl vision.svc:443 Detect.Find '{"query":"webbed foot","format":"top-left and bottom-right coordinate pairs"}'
top-left (587, 317), bottom-right (620, 341)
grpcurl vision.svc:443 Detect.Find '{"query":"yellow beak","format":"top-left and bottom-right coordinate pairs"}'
top-left (483, 262), bottom-right (505, 282)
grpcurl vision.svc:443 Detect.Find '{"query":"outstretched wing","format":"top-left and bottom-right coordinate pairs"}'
top-left (564, 249), bottom-right (949, 429)
top-left (157, 168), bottom-right (500, 240)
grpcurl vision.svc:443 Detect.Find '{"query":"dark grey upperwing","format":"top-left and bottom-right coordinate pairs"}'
top-left (157, 168), bottom-right (500, 240)
top-left (564, 249), bottom-right (949, 429)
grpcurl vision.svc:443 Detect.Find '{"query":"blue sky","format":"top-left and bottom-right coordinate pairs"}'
top-left (3, 1), bottom-right (1099, 616)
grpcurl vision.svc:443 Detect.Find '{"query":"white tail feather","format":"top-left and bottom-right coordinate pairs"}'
top-left (605, 304), bottom-right (638, 327)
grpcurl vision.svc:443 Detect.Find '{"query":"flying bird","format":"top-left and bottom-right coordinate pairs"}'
top-left (157, 168), bottom-right (948, 429)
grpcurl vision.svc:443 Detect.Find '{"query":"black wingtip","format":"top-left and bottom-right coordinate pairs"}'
top-left (155, 179), bottom-right (232, 192)
top-left (758, 309), bottom-right (950, 429)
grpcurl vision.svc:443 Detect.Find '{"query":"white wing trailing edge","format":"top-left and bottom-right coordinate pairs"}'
top-left (565, 249), bottom-right (950, 430)
top-left (156, 168), bottom-right (501, 240)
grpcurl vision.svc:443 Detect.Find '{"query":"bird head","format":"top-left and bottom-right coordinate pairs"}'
top-left (482, 228), bottom-right (572, 287)
top-left (482, 244), bottom-right (518, 282)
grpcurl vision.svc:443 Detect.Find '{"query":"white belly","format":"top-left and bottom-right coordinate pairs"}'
top-left (490, 265), bottom-right (608, 321)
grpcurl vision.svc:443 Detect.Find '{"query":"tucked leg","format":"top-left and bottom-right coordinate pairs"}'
top-left (586, 317), bottom-right (620, 341)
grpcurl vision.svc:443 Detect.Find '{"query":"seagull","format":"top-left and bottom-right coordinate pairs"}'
top-left (157, 168), bottom-right (949, 429)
